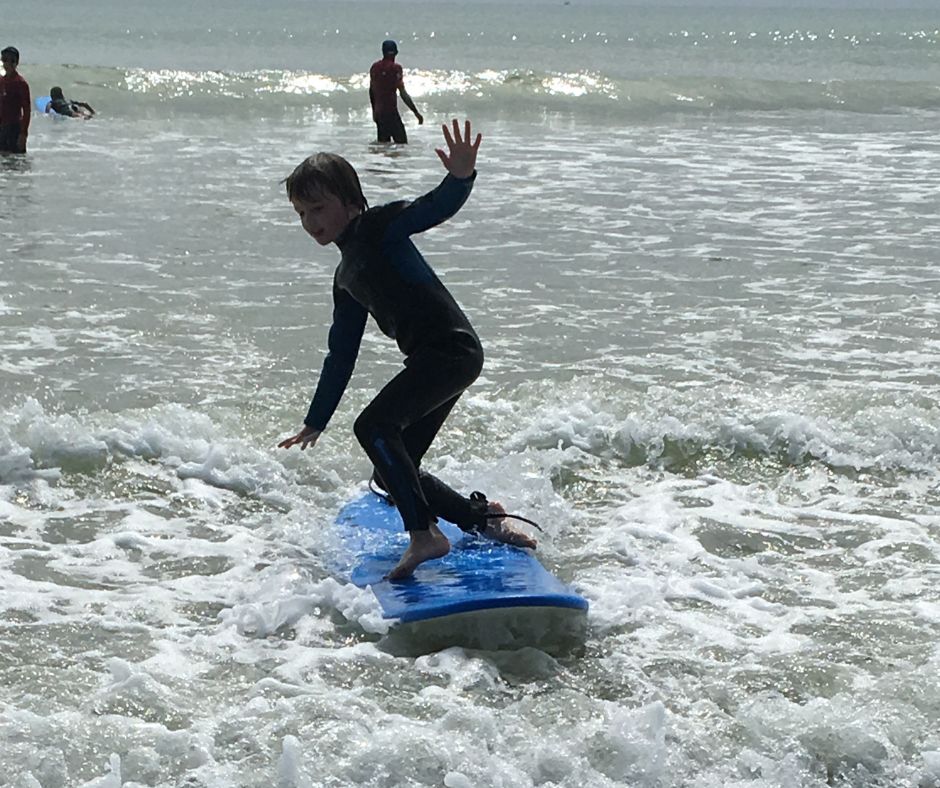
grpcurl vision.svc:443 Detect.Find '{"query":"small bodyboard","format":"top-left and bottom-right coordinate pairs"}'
top-left (335, 492), bottom-right (589, 626)
top-left (35, 96), bottom-right (52, 113)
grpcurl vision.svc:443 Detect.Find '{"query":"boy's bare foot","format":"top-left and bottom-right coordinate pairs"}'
top-left (481, 502), bottom-right (538, 549)
top-left (386, 523), bottom-right (451, 580)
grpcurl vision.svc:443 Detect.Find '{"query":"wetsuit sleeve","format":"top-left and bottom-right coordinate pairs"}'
top-left (385, 172), bottom-right (476, 239)
top-left (304, 284), bottom-right (368, 431)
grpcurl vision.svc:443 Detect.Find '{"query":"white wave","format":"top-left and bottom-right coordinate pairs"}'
top-left (77, 755), bottom-right (122, 788)
top-left (224, 577), bottom-right (388, 638)
top-left (29, 62), bottom-right (940, 119)
top-left (0, 399), bottom-right (295, 505)
top-left (505, 385), bottom-right (940, 473)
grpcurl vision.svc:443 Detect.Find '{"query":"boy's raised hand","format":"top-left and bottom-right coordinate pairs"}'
top-left (435, 119), bottom-right (482, 179)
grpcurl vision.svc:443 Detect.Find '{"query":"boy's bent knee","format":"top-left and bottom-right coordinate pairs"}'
top-left (353, 412), bottom-right (376, 446)
top-left (353, 412), bottom-right (396, 450)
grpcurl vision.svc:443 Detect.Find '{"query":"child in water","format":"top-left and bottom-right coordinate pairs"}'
top-left (47, 86), bottom-right (95, 118)
top-left (278, 118), bottom-right (537, 579)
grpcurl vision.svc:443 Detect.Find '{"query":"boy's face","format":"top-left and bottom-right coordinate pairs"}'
top-left (0, 54), bottom-right (17, 75)
top-left (291, 190), bottom-right (356, 246)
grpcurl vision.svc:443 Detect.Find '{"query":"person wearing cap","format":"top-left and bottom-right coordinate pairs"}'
top-left (0, 46), bottom-right (30, 154)
top-left (369, 39), bottom-right (423, 144)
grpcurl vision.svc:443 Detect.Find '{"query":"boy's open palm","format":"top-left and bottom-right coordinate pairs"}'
top-left (436, 119), bottom-right (482, 179)
top-left (278, 425), bottom-right (321, 451)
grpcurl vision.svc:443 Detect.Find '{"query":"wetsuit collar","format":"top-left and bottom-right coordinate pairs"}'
top-left (336, 214), bottom-right (361, 250)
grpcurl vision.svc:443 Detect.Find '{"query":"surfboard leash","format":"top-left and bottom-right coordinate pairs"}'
top-left (368, 482), bottom-right (544, 533)
top-left (369, 475), bottom-right (395, 506)
top-left (482, 512), bottom-right (544, 532)
top-left (470, 491), bottom-right (544, 533)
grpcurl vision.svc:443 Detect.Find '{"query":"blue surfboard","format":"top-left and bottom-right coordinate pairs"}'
top-left (335, 492), bottom-right (589, 628)
top-left (35, 96), bottom-right (52, 113)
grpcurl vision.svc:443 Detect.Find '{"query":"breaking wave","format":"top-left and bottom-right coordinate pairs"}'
top-left (26, 63), bottom-right (940, 120)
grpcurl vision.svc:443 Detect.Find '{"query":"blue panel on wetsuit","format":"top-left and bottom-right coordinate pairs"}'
top-left (334, 492), bottom-right (589, 624)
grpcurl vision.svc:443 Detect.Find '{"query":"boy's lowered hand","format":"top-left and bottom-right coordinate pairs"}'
top-left (278, 425), bottom-right (321, 450)
top-left (435, 119), bottom-right (482, 179)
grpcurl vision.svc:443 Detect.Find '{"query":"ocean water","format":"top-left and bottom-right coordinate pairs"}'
top-left (2, 1), bottom-right (940, 786)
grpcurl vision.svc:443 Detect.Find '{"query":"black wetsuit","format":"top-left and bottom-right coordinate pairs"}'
top-left (305, 172), bottom-right (488, 533)
top-left (49, 97), bottom-right (74, 116)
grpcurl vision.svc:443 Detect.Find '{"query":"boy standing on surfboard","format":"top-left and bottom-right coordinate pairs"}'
top-left (279, 119), bottom-right (536, 579)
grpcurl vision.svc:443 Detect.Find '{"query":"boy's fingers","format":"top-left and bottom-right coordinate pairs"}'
top-left (441, 123), bottom-right (454, 148)
top-left (452, 118), bottom-right (462, 144)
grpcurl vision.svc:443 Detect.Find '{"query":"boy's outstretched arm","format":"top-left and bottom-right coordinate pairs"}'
top-left (435, 119), bottom-right (482, 179)
top-left (386, 119), bottom-right (483, 239)
top-left (279, 286), bottom-right (366, 451)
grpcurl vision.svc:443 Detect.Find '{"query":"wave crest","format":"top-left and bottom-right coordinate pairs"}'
top-left (27, 63), bottom-right (940, 119)
top-left (506, 394), bottom-right (940, 475)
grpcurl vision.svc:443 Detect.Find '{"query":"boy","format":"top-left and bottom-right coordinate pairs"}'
top-left (0, 47), bottom-right (30, 154)
top-left (368, 39), bottom-right (423, 144)
top-left (278, 119), bottom-right (536, 579)
top-left (47, 86), bottom-right (95, 118)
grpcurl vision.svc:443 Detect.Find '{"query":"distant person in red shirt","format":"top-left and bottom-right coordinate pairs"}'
top-left (369, 40), bottom-right (423, 144)
top-left (0, 46), bottom-right (30, 154)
